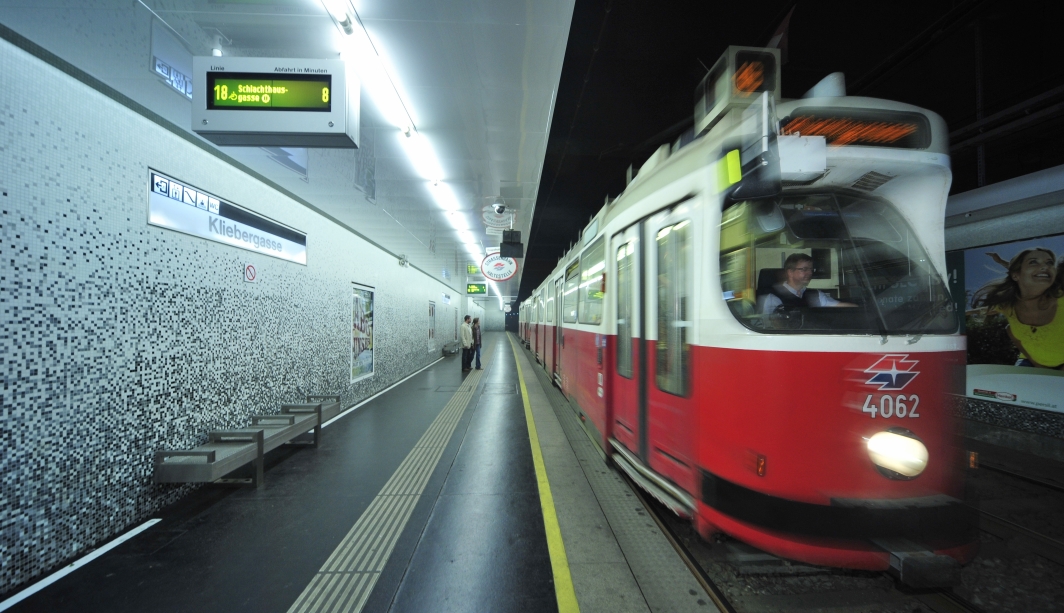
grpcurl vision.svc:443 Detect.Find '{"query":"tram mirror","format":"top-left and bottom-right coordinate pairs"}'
top-left (726, 93), bottom-right (781, 202)
top-left (754, 201), bottom-right (785, 233)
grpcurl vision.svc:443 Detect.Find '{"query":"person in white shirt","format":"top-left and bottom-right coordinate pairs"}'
top-left (460, 315), bottom-right (474, 371)
top-left (759, 253), bottom-right (855, 314)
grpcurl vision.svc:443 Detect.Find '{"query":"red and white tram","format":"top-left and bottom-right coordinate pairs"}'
top-left (524, 47), bottom-right (976, 582)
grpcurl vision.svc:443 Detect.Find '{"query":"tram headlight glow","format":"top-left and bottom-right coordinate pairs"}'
top-left (866, 429), bottom-right (928, 479)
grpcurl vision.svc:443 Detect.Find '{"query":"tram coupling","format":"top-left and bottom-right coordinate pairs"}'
top-left (872, 538), bottom-right (962, 588)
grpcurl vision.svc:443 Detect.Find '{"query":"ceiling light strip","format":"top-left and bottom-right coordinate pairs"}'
top-left (321, 1), bottom-right (460, 213)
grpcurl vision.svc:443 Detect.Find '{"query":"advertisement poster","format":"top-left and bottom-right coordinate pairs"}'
top-left (352, 286), bottom-right (375, 382)
top-left (955, 234), bottom-right (1064, 413)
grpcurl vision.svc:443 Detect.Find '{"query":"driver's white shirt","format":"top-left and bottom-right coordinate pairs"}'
top-left (759, 282), bottom-right (840, 314)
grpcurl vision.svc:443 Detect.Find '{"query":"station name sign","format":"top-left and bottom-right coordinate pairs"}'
top-left (147, 170), bottom-right (307, 265)
top-left (467, 283), bottom-right (487, 295)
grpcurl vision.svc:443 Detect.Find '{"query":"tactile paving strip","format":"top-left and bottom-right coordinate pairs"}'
top-left (286, 370), bottom-right (483, 613)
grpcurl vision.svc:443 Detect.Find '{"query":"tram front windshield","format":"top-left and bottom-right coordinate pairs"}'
top-left (720, 192), bottom-right (956, 334)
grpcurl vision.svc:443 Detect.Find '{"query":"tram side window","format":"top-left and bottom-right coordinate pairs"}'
top-left (563, 260), bottom-right (580, 323)
top-left (579, 237), bottom-right (606, 325)
top-left (616, 241), bottom-right (634, 378)
top-left (547, 280), bottom-right (555, 323)
top-left (657, 220), bottom-right (691, 396)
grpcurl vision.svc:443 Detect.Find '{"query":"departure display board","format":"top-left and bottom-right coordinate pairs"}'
top-left (207, 72), bottom-right (332, 112)
top-left (467, 283), bottom-right (487, 295)
top-left (780, 108), bottom-right (931, 149)
top-left (467, 264), bottom-right (480, 275)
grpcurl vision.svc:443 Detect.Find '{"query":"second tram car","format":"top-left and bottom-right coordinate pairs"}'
top-left (524, 47), bottom-right (976, 582)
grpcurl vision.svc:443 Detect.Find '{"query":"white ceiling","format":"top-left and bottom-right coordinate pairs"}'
top-left (0, 0), bottom-right (575, 303)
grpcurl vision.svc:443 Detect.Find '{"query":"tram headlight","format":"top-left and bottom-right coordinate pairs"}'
top-left (866, 429), bottom-right (928, 479)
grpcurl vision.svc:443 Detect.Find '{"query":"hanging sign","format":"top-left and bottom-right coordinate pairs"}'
top-left (148, 170), bottom-right (307, 264)
top-left (467, 283), bottom-right (487, 295)
top-left (192, 57), bottom-right (358, 148)
top-left (481, 253), bottom-right (518, 282)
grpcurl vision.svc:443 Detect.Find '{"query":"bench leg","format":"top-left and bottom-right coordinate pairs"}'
top-left (253, 430), bottom-right (265, 489)
top-left (313, 404), bottom-right (322, 448)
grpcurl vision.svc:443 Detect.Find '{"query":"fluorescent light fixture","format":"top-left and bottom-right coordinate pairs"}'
top-left (399, 131), bottom-right (443, 180)
top-left (322, 0), bottom-right (354, 34)
top-left (430, 182), bottom-right (461, 211)
top-left (323, 0), bottom-right (462, 244)
top-left (446, 211), bottom-right (470, 230)
top-left (322, 0), bottom-right (350, 21)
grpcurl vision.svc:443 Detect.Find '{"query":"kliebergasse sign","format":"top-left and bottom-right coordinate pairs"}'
top-left (147, 170), bottom-right (307, 264)
top-left (481, 253), bottom-right (518, 281)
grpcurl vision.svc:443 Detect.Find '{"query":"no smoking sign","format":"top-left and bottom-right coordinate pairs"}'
top-left (244, 263), bottom-right (259, 283)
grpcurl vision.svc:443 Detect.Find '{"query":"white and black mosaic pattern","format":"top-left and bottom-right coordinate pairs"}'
top-left (0, 38), bottom-right (458, 594)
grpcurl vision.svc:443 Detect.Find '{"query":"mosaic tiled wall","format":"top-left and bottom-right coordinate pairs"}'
top-left (0, 38), bottom-right (459, 594)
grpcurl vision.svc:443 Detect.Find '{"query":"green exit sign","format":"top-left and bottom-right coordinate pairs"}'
top-left (467, 283), bottom-right (487, 295)
top-left (467, 264), bottom-right (480, 275)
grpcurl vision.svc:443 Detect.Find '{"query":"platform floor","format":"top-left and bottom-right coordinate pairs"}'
top-left (4, 332), bottom-right (712, 613)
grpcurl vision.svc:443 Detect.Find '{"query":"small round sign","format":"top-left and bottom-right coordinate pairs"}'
top-left (244, 264), bottom-right (257, 282)
top-left (481, 253), bottom-right (518, 282)
top-left (504, 304), bottom-right (512, 313)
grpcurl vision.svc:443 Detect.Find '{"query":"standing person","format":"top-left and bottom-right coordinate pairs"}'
top-left (460, 315), bottom-right (473, 371)
top-left (472, 317), bottom-right (483, 370)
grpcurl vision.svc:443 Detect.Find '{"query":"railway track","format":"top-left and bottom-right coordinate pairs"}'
top-left (620, 471), bottom-right (986, 613)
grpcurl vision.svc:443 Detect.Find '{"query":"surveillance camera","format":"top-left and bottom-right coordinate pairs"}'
top-left (493, 203), bottom-right (506, 214)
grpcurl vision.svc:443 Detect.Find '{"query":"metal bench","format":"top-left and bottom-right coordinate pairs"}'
top-left (154, 395), bottom-right (343, 488)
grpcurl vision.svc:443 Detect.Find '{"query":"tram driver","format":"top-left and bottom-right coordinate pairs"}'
top-left (759, 253), bottom-right (857, 315)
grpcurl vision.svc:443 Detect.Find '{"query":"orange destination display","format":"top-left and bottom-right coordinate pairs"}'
top-left (779, 107), bottom-right (931, 149)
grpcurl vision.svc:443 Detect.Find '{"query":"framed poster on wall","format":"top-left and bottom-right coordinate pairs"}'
top-left (948, 233), bottom-right (1064, 413)
top-left (351, 284), bottom-right (375, 382)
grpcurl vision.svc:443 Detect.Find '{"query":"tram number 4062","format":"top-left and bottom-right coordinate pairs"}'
top-left (862, 394), bottom-right (920, 418)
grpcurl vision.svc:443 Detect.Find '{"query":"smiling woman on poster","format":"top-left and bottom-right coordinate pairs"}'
top-left (972, 248), bottom-right (1064, 369)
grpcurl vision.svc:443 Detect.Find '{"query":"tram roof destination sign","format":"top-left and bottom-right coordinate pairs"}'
top-left (192, 57), bottom-right (358, 148)
top-left (147, 170), bottom-right (307, 265)
top-left (779, 107), bottom-right (932, 149)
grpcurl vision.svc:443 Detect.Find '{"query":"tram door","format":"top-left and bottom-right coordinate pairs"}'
top-left (553, 277), bottom-right (564, 382)
top-left (532, 291), bottom-right (540, 360)
top-left (611, 223), bottom-right (643, 457)
top-left (643, 206), bottom-right (696, 493)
